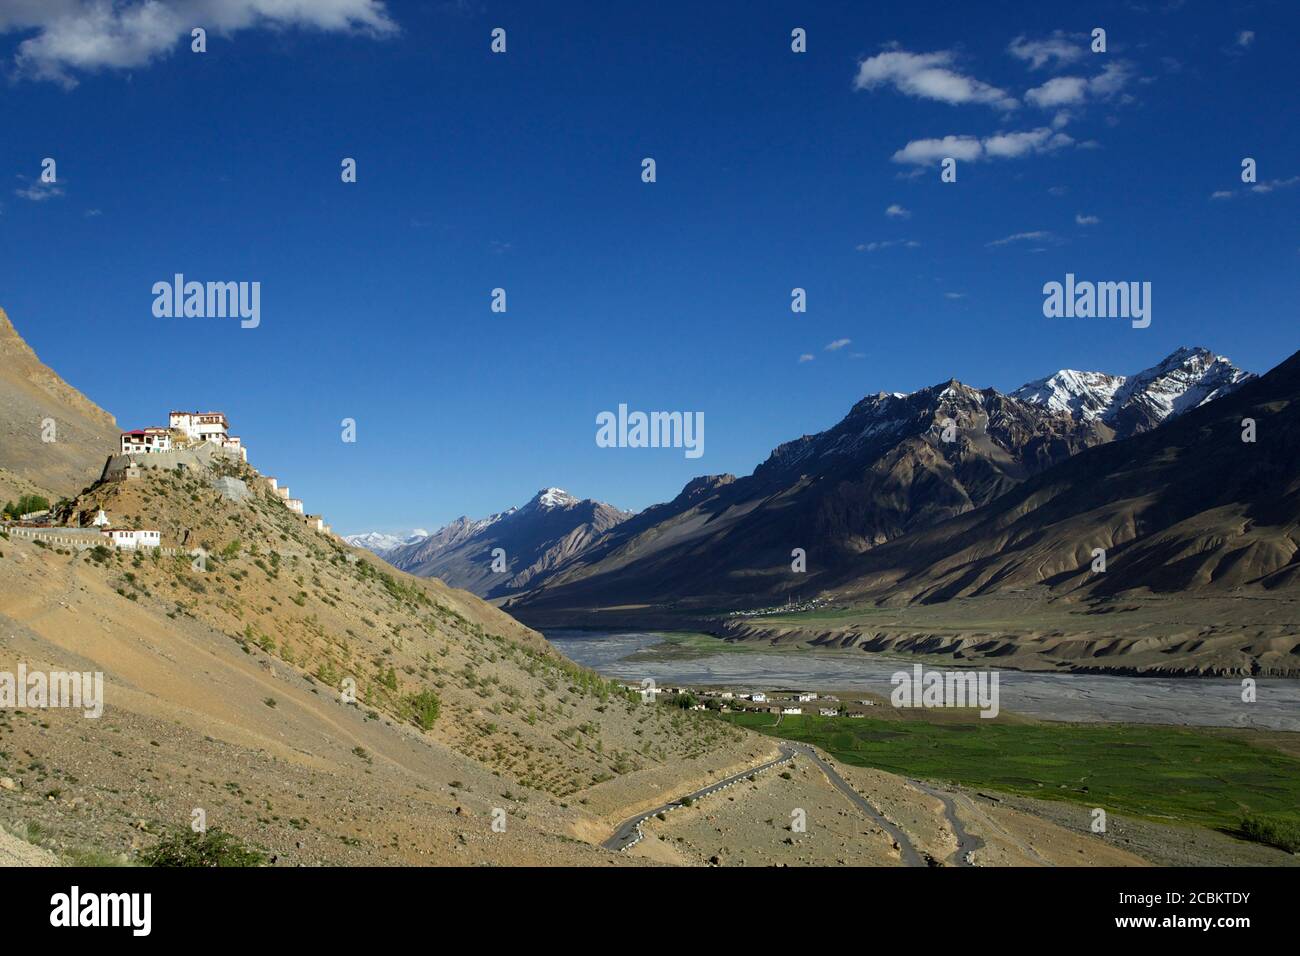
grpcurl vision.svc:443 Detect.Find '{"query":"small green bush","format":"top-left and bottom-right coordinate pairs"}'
top-left (1240, 814), bottom-right (1300, 853)
top-left (140, 828), bottom-right (266, 867)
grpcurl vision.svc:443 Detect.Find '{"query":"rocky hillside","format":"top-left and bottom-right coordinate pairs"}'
top-left (511, 349), bottom-right (1250, 621)
top-left (0, 308), bottom-right (119, 501)
top-left (0, 455), bottom-right (758, 865)
top-left (384, 488), bottom-right (632, 599)
top-left (0, 313), bottom-right (760, 865)
top-left (1013, 346), bottom-right (1252, 437)
top-left (829, 347), bottom-right (1300, 605)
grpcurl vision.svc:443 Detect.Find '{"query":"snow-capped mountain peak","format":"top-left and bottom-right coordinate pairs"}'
top-left (529, 487), bottom-right (580, 510)
top-left (343, 529), bottom-right (430, 555)
top-left (1011, 368), bottom-right (1125, 421)
top-left (1012, 347), bottom-right (1252, 433)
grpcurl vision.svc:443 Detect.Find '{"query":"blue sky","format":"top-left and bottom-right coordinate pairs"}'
top-left (1, 0), bottom-right (1296, 534)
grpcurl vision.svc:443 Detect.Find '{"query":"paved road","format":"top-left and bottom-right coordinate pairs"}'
top-left (788, 743), bottom-right (925, 867)
top-left (908, 778), bottom-right (983, 866)
top-left (602, 743), bottom-right (799, 852)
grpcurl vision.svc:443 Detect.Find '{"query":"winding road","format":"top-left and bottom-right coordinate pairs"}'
top-left (787, 743), bottom-right (924, 867)
top-left (603, 741), bottom-right (936, 868)
top-left (602, 743), bottom-right (799, 852)
top-left (908, 778), bottom-right (983, 866)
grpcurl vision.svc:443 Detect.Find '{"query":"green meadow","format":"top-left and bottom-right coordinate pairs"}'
top-left (723, 711), bottom-right (1300, 838)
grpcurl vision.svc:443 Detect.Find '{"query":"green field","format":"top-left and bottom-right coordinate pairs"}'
top-left (723, 711), bottom-right (1300, 835)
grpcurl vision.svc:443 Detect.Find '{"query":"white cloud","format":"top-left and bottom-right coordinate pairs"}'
top-left (894, 126), bottom-right (1074, 165)
top-left (798, 354), bottom-right (815, 363)
top-left (0, 0), bottom-right (398, 87)
top-left (944, 292), bottom-right (966, 299)
top-left (1007, 32), bottom-right (1084, 70)
top-left (892, 134), bottom-right (983, 165)
top-left (854, 49), bottom-right (1018, 110)
top-left (1251, 175), bottom-right (1300, 194)
top-left (14, 178), bottom-right (63, 201)
top-left (885, 203), bottom-right (911, 219)
top-left (1025, 62), bottom-right (1132, 110)
top-left (1087, 62), bottom-right (1133, 98)
top-left (825, 338), bottom-right (852, 352)
top-left (1025, 76), bottom-right (1087, 107)
top-left (856, 239), bottom-right (920, 252)
top-left (1075, 213), bottom-right (1100, 225)
top-left (983, 127), bottom-right (1073, 158)
top-left (1236, 30), bottom-right (1255, 48)
top-left (1212, 176), bottom-right (1300, 200)
top-left (987, 230), bottom-right (1054, 247)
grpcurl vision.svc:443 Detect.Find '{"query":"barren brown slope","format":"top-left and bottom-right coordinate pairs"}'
top-left (828, 347), bottom-right (1300, 605)
top-left (0, 453), bottom-right (767, 864)
top-left (0, 307), bottom-right (118, 499)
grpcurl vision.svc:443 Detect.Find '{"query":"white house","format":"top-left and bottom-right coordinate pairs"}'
top-left (781, 706), bottom-right (802, 715)
top-left (796, 692), bottom-right (817, 703)
top-left (169, 411), bottom-right (229, 442)
top-left (169, 411), bottom-right (247, 461)
top-left (286, 498), bottom-right (304, 515)
top-left (749, 692), bottom-right (767, 703)
top-left (819, 708), bottom-right (839, 717)
top-left (120, 428), bottom-right (172, 455)
top-left (102, 529), bottom-right (161, 550)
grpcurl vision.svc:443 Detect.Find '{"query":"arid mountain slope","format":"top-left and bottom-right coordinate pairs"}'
top-left (385, 488), bottom-right (632, 598)
top-left (511, 348), bottom-right (1250, 621)
top-left (828, 347), bottom-right (1300, 605)
top-left (0, 457), bottom-right (762, 864)
top-left (0, 308), bottom-right (118, 501)
top-left (0, 313), bottom-right (764, 864)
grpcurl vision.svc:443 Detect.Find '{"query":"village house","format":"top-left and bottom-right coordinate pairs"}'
top-left (120, 428), bottom-right (172, 455)
top-left (781, 706), bottom-right (803, 715)
top-left (102, 529), bottom-right (161, 550)
top-left (819, 707), bottom-right (839, 717)
top-left (748, 692), bottom-right (767, 703)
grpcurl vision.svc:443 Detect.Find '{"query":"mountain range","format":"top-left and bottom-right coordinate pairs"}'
top-left (375, 488), bottom-right (631, 598)
top-left (342, 528), bottom-right (430, 556)
top-left (352, 349), bottom-right (1257, 614)
top-left (504, 347), bottom-right (1265, 620)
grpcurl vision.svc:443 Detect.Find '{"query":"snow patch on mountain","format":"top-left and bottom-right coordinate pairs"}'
top-left (1013, 347), bottom-right (1253, 429)
top-left (344, 529), bottom-right (430, 555)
